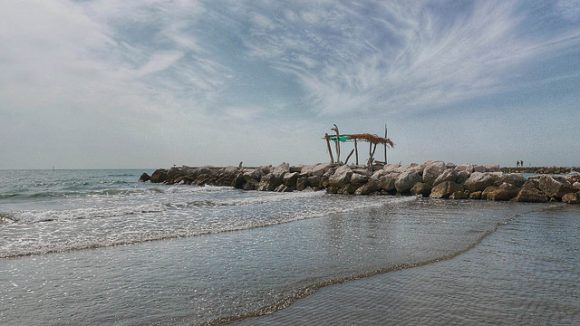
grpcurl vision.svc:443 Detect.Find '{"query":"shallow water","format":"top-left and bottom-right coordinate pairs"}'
top-left (241, 205), bottom-right (580, 325)
top-left (0, 170), bottom-right (578, 325)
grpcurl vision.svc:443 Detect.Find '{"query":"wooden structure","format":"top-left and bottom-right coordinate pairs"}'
top-left (323, 124), bottom-right (394, 169)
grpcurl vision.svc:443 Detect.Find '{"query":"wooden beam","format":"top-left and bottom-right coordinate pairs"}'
top-left (324, 133), bottom-right (334, 164)
top-left (384, 123), bottom-right (388, 164)
top-left (354, 139), bottom-right (359, 166)
top-left (333, 124), bottom-right (341, 163)
top-left (344, 149), bottom-right (355, 165)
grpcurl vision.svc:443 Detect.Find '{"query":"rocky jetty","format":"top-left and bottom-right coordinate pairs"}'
top-left (141, 162), bottom-right (580, 205)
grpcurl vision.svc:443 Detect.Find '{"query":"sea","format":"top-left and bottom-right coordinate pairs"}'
top-left (0, 169), bottom-right (578, 325)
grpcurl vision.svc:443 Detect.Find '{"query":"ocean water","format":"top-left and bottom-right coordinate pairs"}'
top-left (0, 170), bottom-right (578, 325)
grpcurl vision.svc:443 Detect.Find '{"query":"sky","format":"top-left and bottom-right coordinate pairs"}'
top-left (0, 0), bottom-right (579, 169)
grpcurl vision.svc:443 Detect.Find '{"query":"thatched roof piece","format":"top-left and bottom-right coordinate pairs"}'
top-left (326, 133), bottom-right (394, 147)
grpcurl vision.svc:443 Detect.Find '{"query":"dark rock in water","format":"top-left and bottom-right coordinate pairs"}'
top-left (411, 182), bottom-right (431, 197)
top-left (450, 190), bottom-right (468, 200)
top-left (258, 173), bottom-right (282, 191)
top-left (139, 173), bottom-right (150, 182)
top-left (150, 169), bottom-right (168, 183)
top-left (282, 172), bottom-right (299, 188)
top-left (232, 173), bottom-right (245, 189)
top-left (514, 180), bottom-right (548, 203)
top-left (395, 171), bottom-right (422, 194)
top-left (469, 191), bottom-right (482, 200)
top-left (483, 183), bottom-right (520, 201)
top-left (431, 181), bottom-right (463, 199)
top-left (296, 176), bottom-right (308, 191)
top-left (562, 192), bottom-right (580, 204)
top-left (464, 172), bottom-right (497, 193)
top-left (538, 176), bottom-right (575, 200)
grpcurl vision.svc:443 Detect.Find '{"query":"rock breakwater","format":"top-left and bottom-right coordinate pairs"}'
top-left (141, 162), bottom-right (580, 204)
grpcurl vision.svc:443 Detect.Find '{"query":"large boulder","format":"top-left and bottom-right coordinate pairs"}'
top-left (464, 172), bottom-right (497, 193)
top-left (411, 182), bottom-right (431, 197)
top-left (482, 183), bottom-right (520, 201)
top-left (514, 180), bottom-right (548, 203)
top-left (498, 173), bottom-right (525, 187)
top-left (257, 173), bottom-right (282, 191)
top-left (272, 163), bottom-right (290, 177)
top-left (433, 168), bottom-right (457, 186)
top-left (150, 169), bottom-right (169, 183)
top-left (282, 172), bottom-right (299, 188)
top-left (301, 163), bottom-right (332, 176)
top-left (384, 164), bottom-right (401, 173)
top-left (574, 182), bottom-right (580, 191)
top-left (484, 164), bottom-right (500, 172)
top-left (378, 173), bottom-right (399, 192)
top-left (562, 192), bottom-right (580, 204)
top-left (139, 173), bottom-right (151, 182)
top-left (422, 161), bottom-right (446, 186)
top-left (329, 165), bottom-right (353, 188)
top-left (455, 164), bottom-right (474, 173)
top-left (395, 171), bottom-right (422, 193)
top-left (430, 181), bottom-right (463, 199)
top-left (355, 180), bottom-right (379, 195)
top-left (350, 173), bottom-right (369, 186)
top-left (537, 176), bottom-right (575, 200)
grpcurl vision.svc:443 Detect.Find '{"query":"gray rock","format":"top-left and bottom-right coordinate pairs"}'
top-left (430, 181), bottom-right (463, 199)
top-left (483, 183), bottom-right (520, 201)
top-left (301, 163), bottom-right (332, 176)
top-left (433, 168), bottom-right (457, 186)
top-left (329, 165), bottom-right (353, 188)
top-left (383, 164), bottom-right (401, 173)
top-left (456, 170), bottom-right (471, 184)
top-left (484, 164), bottom-right (500, 172)
top-left (150, 169), bottom-right (168, 183)
top-left (139, 173), bottom-right (150, 182)
top-left (350, 173), bottom-right (369, 186)
top-left (411, 182), bottom-right (431, 197)
top-left (537, 176), bottom-right (575, 200)
top-left (573, 182), bottom-right (580, 191)
top-left (272, 163), bottom-right (290, 177)
top-left (355, 180), bottom-right (379, 195)
top-left (378, 173), bottom-right (398, 192)
top-left (257, 173), bottom-right (282, 191)
top-left (514, 181), bottom-right (548, 203)
top-left (395, 171), bottom-right (422, 193)
top-left (473, 165), bottom-right (486, 173)
top-left (455, 164), bottom-right (474, 173)
top-left (296, 177), bottom-right (308, 191)
top-left (422, 161), bottom-right (446, 186)
top-left (282, 172), bottom-right (299, 187)
top-left (464, 172), bottom-right (497, 193)
top-left (498, 173), bottom-right (525, 187)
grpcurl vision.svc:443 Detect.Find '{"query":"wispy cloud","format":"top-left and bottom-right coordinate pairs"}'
top-left (232, 0), bottom-right (580, 115)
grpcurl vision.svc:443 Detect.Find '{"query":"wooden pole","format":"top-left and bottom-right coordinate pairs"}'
top-left (333, 124), bottom-right (341, 164)
top-left (354, 139), bottom-right (359, 166)
top-left (384, 123), bottom-right (388, 164)
top-left (324, 133), bottom-right (334, 164)
top-left (344, 149), bottom-right (355, 165)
